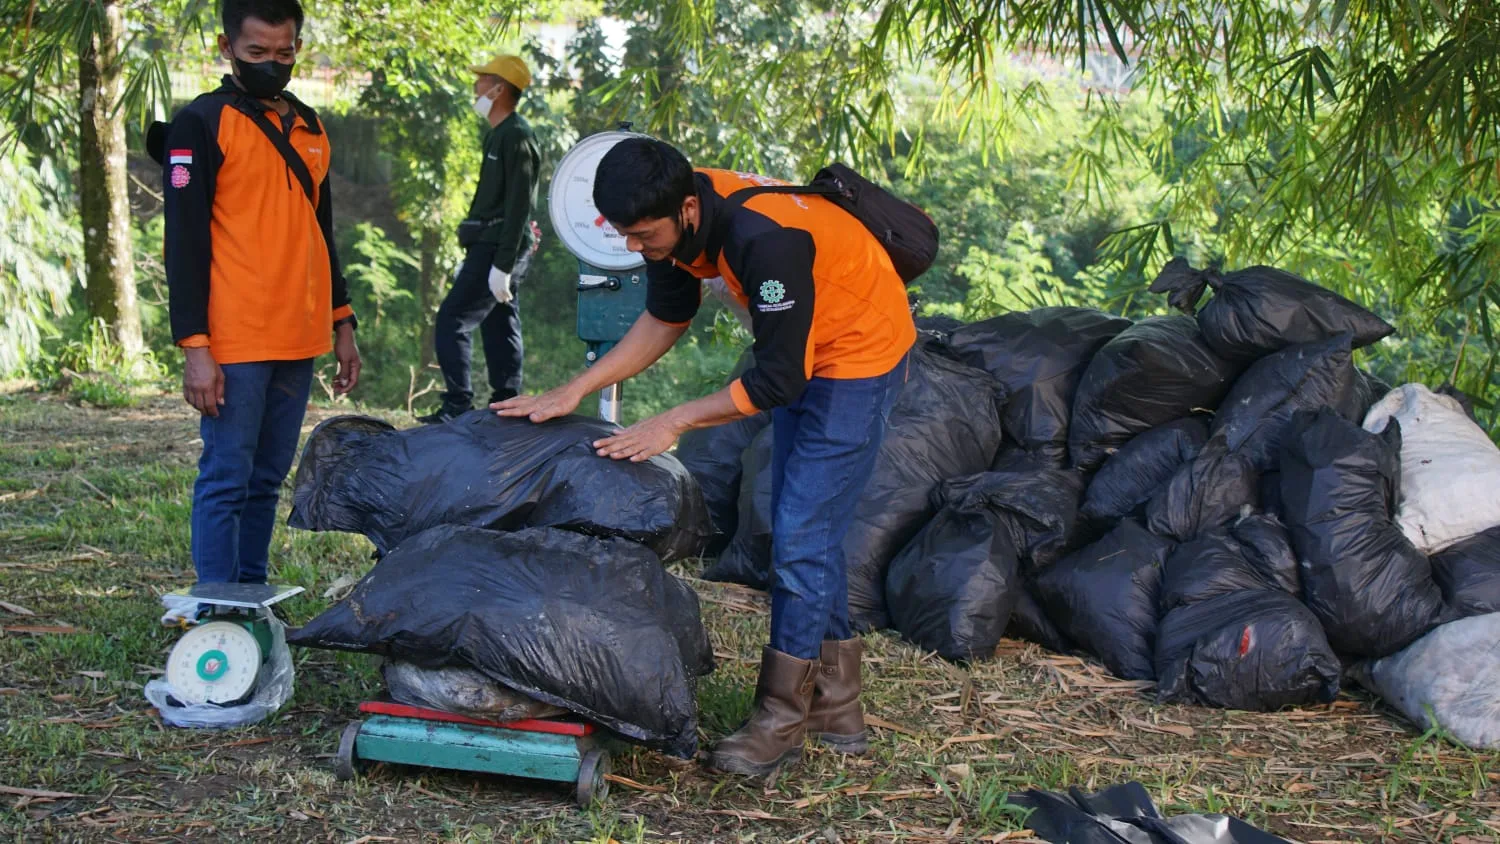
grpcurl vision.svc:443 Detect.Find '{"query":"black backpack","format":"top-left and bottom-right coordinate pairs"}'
top-left (708, 163), bottom-right (939, 284)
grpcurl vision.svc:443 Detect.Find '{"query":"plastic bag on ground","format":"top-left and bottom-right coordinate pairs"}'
top-left (1363, 383), bottom-right (1500, 553)
top-left (1212, 334), bottom-right (1359, 470)
top-left (948, 466), bottom-right (1089, 571)
top-left (288, 412), bottom-right (712, 561)
top-left (845, 349), bottom-right (1006, 630)
top-left (382, 661), bottom-right (566, 722)
top-left (1155, 590), bottom-right (1340, 711)
top-left (1005, 581), bottom-right (1074, 653)
top-left (676, 411), bottom-right (770, 555)
top-left (885, 476), bottom-right (1022, 661)
top-left (1159, 531), bottom-right (1279, 614)
top-left (287, 525), bottom-right (714, 758)
top-left (704, 348), bottom-right (1006, 630)
top-left (1354, 613), bottom-right (1500, 749)
top-left (1429, 525), bottom-right (1500, 617)
top-left (1280, 409), bottom-right (1455, 658)
top-left (1009, 780), bottom-right (1292, 844)
top-left (1069, 315), bottom-right (1243, 470)
top-left (1145, 434), bottom-right (1259, 541)
top-left (1033, 519), bottom-right (1174, 680)
top-left (1082, 418), bottom-right (1208, 525)
top-left (1149, 257), bottom-right (1395, 362)
top-left (1230, 513), bottom-right (1302, 596)
top-left (700, 427), bottom-right (773, 588)
top-left (946, 307), bottom-right (1132, 464)
top-left (144, 604), bottom-right (294, 729)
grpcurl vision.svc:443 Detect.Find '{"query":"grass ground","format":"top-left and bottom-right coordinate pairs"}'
top-left (1, 388), bottom-right (1497, 844)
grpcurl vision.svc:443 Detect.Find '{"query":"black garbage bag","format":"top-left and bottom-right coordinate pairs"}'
top-left (701, 426), bottom-right (774, 588)
top-left (1149, 257), bottom-right (1396, 362)
top-left (1257, 470), bottom-right (1284, 518)
top-left (847, 349), bottom-right (1007, 630)
top-left (885, 477), bottom-right (1022, 660)
top-left (1230, 513), bottom-right (1302, 595)
top-left (1350, 368), bottom-right (1394, 420)
top-left (1429, 524), bottom-right (1500, 617)
top-left (1082, 418), bottom-right (1209, 524)
top-left (947, 307), bottom-right (1133, 464)
top-left (1006, 581), bottom-right (1075, 653)
top-left (289, 412), bottom-right (712, 561)
top-left (1069, 315), bottom-right (1243, 470)
top-left (1212, 334), bottom-right (1359, 470)
top-left (1033, 519), bottom-right (1175, 680)
top-left (288, 525), bottom-right (713, 758)
top-left (1145, 434), bottom-right (1260, 541)
top-left (1155, 590), bottom-right (1341, 710)
top-left (1009, 781), bottom-right (1292, 844)
top-left (1159, 531), bottom-right (1279, 614)
top-left (676, 411), bottom-right (771, 555)
top-left (703, 348), bottom-right (1006, 633)
top-left (949, 466), bottom-right (1090, 570)
top-left (1279, 409), bottom-right (1456, 657)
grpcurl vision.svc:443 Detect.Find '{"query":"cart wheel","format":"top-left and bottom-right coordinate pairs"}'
top-left (334, 720), bottom-right (363, 782)
top-left (575, 749), bottom-right (611, 808)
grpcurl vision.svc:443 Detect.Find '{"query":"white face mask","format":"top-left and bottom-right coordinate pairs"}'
top-left (473, 86), bottom-right (499, 120)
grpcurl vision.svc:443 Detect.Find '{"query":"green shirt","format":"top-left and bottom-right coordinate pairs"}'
top-left (466, 111), bottom-right (540, 273)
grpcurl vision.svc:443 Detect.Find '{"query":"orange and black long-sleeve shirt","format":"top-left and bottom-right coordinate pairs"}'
top-left (645, 169), bottom-right (916, 415)
top-left (163, 77), bottom-right (353, 364)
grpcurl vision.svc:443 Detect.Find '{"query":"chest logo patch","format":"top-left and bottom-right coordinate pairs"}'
top-left (759, 280), bottom-right (786, 304)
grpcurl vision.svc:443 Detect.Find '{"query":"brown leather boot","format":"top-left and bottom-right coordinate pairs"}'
top-left (804, 638), bottom-right (870, 754)
top-left (707, 647), bottom-right (818, 776)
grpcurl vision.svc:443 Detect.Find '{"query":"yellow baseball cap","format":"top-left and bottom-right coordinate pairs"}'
top-left (469, 54), bottom-right (531, 92)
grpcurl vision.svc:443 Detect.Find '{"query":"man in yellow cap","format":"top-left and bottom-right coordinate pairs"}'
top-left (420, 54), bottom-right (543, 423)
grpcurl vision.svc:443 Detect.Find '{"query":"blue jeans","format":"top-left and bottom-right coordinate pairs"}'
top-left (191, 359), bottom-right (313, 584)
top-left (433, 243), bottom-right (532, 412)
top-left (768, 354), bottom-right (909, 659)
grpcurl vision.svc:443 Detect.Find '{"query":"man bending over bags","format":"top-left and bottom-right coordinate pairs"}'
top-left (495, 138), bottom-right (916, 776)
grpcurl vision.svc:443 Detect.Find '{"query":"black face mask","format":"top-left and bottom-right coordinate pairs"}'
top-left (670, 212), bottom-right (704, 263)
top-left (233, 57), bottom-right (294, 99)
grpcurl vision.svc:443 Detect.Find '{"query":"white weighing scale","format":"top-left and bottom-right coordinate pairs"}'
top-left (549, 126), bottom-right (650, 424)
top-left (162, 583), bottom-right (303, 706)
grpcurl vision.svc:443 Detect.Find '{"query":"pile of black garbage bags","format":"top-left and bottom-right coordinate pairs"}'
top-left (285, 412), bottom-right (718, 758)
top-left (681, 259), bottom-right (1500, 746)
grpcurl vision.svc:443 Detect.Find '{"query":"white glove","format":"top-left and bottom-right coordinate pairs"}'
top-left (488, 266), bottom-right (513, 304)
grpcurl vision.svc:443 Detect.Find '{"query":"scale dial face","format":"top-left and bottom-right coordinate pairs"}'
top-left (165, 621), bottom-right (263, 705)
top-left (548, 131), bottom-right (648, 271)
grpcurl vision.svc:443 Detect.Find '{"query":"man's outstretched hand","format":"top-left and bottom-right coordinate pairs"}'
top-left (592, 412), bottom-right (686, 462)
top-left (491, 385), bottom-right (584, 423)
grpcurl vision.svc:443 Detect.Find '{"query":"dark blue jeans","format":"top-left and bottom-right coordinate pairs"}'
top-left (433, 243), bottom-right (531, 412)
top-left (768, 354), bottom-right (909, 659)
top-left (190, 359), bottom-right (313, 584)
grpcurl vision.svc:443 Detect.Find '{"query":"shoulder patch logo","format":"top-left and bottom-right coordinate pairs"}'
top-left (759, 279), bottom-right (786, 304)
top-left (170, 164), bottom-right (191, 189)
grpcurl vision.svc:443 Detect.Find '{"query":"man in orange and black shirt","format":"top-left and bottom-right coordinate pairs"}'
top-left (496, 138), bottom-right (916, 777)
top-left (162, 0), bottom-right (360, 595)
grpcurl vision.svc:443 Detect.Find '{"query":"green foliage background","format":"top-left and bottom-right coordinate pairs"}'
top-left (2, 0), bottom-right (1496, 433)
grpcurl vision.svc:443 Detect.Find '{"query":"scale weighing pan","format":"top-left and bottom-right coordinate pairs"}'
top-left (162, 584), bottom-right (303, 707)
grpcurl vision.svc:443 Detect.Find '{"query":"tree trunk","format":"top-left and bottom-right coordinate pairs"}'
top-left (417, 226), bottom-right (442, 370)
top-left (78, 0), bottom-right (143, 361)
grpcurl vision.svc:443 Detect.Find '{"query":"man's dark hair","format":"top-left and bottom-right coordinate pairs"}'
top-left (222, 0), bottom-right (305, 41)
top-left (593, 138), bottom-right (695, 226)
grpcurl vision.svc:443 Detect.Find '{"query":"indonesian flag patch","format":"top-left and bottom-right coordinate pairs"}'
top-left (169, 149), bottom-right (192, 189)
